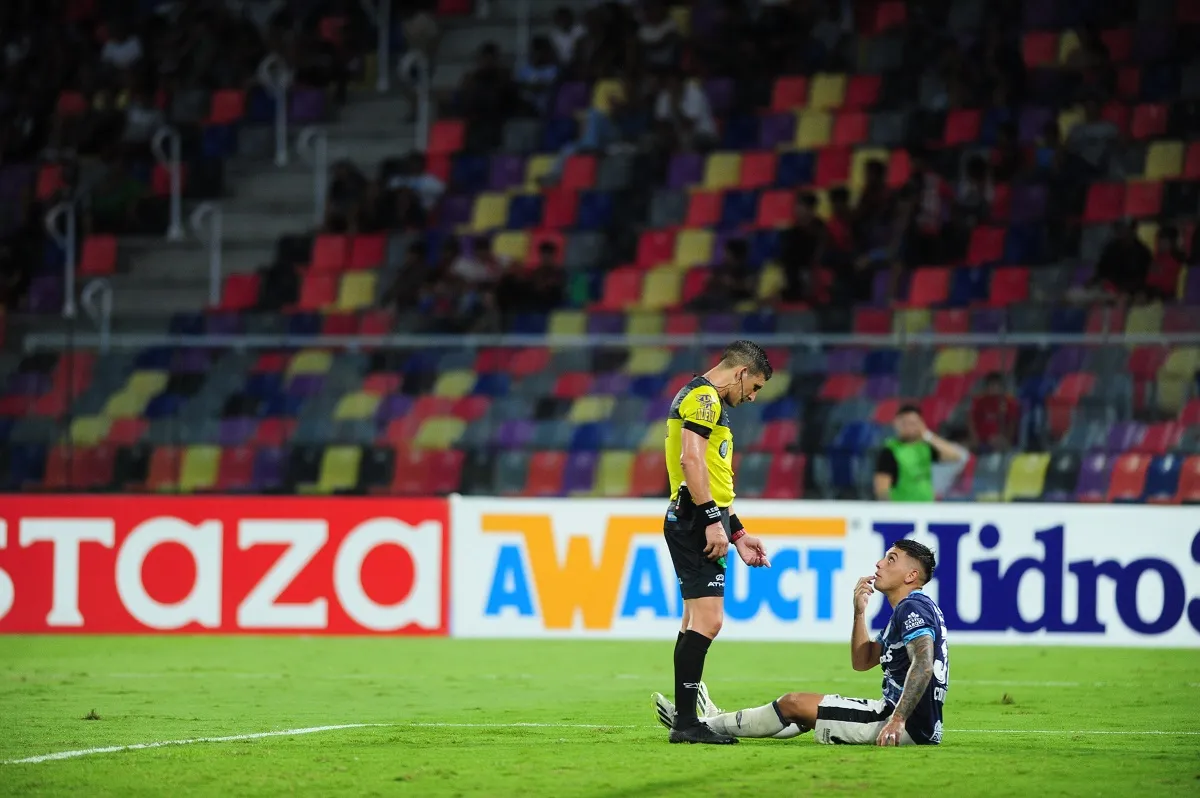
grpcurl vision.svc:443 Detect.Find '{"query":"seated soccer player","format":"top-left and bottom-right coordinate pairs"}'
top-left (654, 540), bottom-right (948, 746)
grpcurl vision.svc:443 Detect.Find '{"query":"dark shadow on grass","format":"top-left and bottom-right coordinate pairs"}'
top-left (592, 777), bottom-right (697, 798)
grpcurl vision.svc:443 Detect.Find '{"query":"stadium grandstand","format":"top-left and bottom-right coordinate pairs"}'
top-left (2, 0), bottom-right (1200, 505)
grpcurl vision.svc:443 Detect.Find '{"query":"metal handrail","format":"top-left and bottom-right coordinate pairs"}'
top-left (359, 0), bottom-right (391, 93)
top-left (44, 202), bottom-right (77, 319)
top-left (150, 126), bottom-right (185, 241)
top-left (189, 203), bottom-right (224, 307)
top-left (297, 127), bottom-right (330, 226)
top-left (257, 54), bottom-right (293, 166)
top-left (80, 279), bottom-right (113, 353)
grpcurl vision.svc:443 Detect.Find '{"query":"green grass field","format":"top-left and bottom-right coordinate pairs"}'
top-left (2, 637), bottom-right (1198, 797)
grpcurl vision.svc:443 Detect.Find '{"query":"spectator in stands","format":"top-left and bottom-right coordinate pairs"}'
top-left (690, 238), bottom-right (753, 311)
top-left (991, 120), bottom-right (1022, 182)
top-left (514, 35), bottom-right (561, 116)
top-left (1065, 27), bottom-right (1115, 101)
top-left (854, 159), bottom-right (891, 241)
top-left (87, 157), bottom-right (149, 234)
top-left (121, 85), bottom-right (163, 150)
top-left (1143, 225), bottom-right (1184, 303)
top-left (969, 372), bottom-right (1020, 453)
top-left (497, 240), bottom-right (565, 315)
top-left (385, 152), bottom-right (444, 212)
top-left (324, 159), bottom-right (368, 234)
top-left (549, 6), bottom-right (586, 72)
top-left (653, 69), bottom-right (716, 154)
top-left (950, 155), bottom-right (993, 258)
top-left (1065, 99), bottom-right (1120, 178)
top-left (971, 17), bottom-right (1026, 100)
top-left (458, 42), bottom-right (517, 136)
top-left (576, 4), bottom-right (631, 80)
top-left (904, 148), bottom-right (950, 265)
top-left (637, 0), bottom-right (681, 72)
top-left (399, 1), bottom-right (440, 122)
top-left (811, 0), bottom-right (852, 70)
top-left (779, 191), bottom-right (824, 303)
top-left (1083, 219), bottom-right (1151, 301)
top-left (383, 240), bottom-right (429, 310)
top-left (100, 20), bottom-right (143, 73)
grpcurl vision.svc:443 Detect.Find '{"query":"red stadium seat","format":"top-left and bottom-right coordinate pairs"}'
top-left (1123, 181), bottom-right (1163, 218)
top-left (599, 268), bottom-right (643, 310)
top-left (636, 230), bottom-right (676, 269)
top-left (542, 188), bottom-right (579, 228)
top-left (739, 152), bottom-right (778, 189)
top-left (509, 347), bottom-right (552, 377)
top-left (664, 313), bottom-right (699, 334)
top-left (967, 226), bottom-right (1006, 263)
top-left (1084, 183), bottom-right (1125, 223)
top-left (630, 451), bottom-right (668, 497)
top-left (363, 373), bottom-right (402, 395)
top-left (919, 398), bottom-right (954, 431)
top-left (771, 76), bottom-right (808, 111)
top-left (216, 446), bottom-right (256, 492)
top-left (815, 147), bottom-right (851, 187)
top-left (151, 163), bottom-right (187, 196)
top-left (1022, 32), bottom-right (1059, 67)
top-left (1107, 454), bottom-right (1150, 501)
top-left (425, 153), bottom-right (451, 182)
top-left (436, 0), bottom-right (472, 15)
top-left (990, 183), bottom-right (1011, 220)
top-left (681, 268), bottom-right (709, 306)
top-left (553, 372), bottom-right (594, 399)
top-left (321, 312), bottom-right (357, 335)
top-left (1181, 399), bottom-right (1200, 426)
top-left (886, 150), bottom-right (911, 187)
top-left (974, 347), bottom-right (1016, 375)
top-left (1099, 28), bottom-right (1131, 62)
top-left (1116, 66), bottom-right (1142, 100)
top-left (1131, 104), bottom-right (1168, 139)
top-left (872, 1), bottom-right (906, 32)
top-left (1135, 422), bottom-right (1183, 456)
top-left (254, 419), bottom-right (294, 447)
top-left (762, 453), bottom-right (806, 499)
top-left (297, 273), bottom-right (338, 310)
top-left (933, 309), bottom-right (970, 333)
top-left (873, 398), bottom-right (902, 425)
top-left (1187, 142), bottom-right (1200, 179)
top-left (988, 267), bottom-right (1030, 307)
top-left (145, 446), bottom-right (182, 492)
top-left (452, 396), bottom-right (489, 422)
top-left (853, 308), bottom-right (892, 334)
top-left (906, 268), bottom-right (950, 307)
top-left (525, 451), bottom-right (567, 496)
top-left (832, 111), bottom-right (869, 146)
top-left (1047, 372), bottom-right (1095, 439)
top-left (207, 89), bottom-right (246, 124)
top-left (1178, 456), bottom-right (1200, 503)
top-left (347, 235), bottom-right (386, 270)
top-left (57, 91), bottom-right (88, 116)
top-left (820, 374), bottom-right (866, 400)
top-left (311, 235), bottom-right (350, 273)
top-left (843, 75), bottom-right (880, 109)
top-left (561, 155), bottom-right (597, 190)
top-left (944, 110), bottom-right (981, 146)
top-left (79, 235), bottom-right (117, 277)
top-left (685, 191), bottom-right (721, 227)
top-left (108, 418), bottom-right (147, 446)
top-left (358, 309), bottom-right (394, 334)
top-left (756, 190), bottom-right (794, 227)
top-left (935, 375), bottom-right (972, 403)
top-left (754, 420), bottom-right (799, 453)
top-left (427, 119), bottom-right (465, 155)
top-left (387, 449), bottom-right (435, 495)
top-left (36, 164), bottom-right (64, 200)
top-left (529, 230), bottom-right (566, 264)
top-left (1101, 102), bottom-right (1130, 136)
top-left (1086, 305), bottom-right (1125, 333)
top-left (220, 274), bottom-right (260, 310)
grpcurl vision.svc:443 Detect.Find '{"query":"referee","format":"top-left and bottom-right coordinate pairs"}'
top-left (873, 404), bottom-right (967, 502)
top-left (662, 340), bottom-right (772, 744)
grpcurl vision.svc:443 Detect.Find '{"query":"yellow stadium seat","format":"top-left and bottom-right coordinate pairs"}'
top-left (625, 347), bottom-right (672, 375)
top-left (469, 192), bottom-right (509, 232)
top-left (594, 451), bottom-right (636, 497)
top-left (1126, 303), bottom-right (1164, 336)
top-left (1145, 141), bottom-right (1184, 180)
top-left (669, 5), bottom-right (691, 36)
top-left (334, 391), bottom-right (382, 421)
top-left (1004, 453), bottom-right (1050, 501)
top-left (808, 73), bottom-right (846, 110)
top-left (525, 155), bottom-right (556, 188)
top-left (1136, 221), bottom-right (1158, 251)
top-left (894, 309), bottom-right (932, 335)
top-left (626, 311), bottom-right (664, 336)
top-left (1057, 105), bottom-right (1085, 141)
top-left (933, 347), bottom-right (978, 376)
top-left (336, 272), bottom-right (376, 311)
top-left (104, 391), bottom-right (152, 418)
top-left (850, 148), bottom-right (890, 192)
top-left (1058, 29), bottom-right (1081, 63)
top-left (288, 350), bottom-right (333, 377)
top-left (754, 372), bottom-right (790, 402)
top-left (757, 262), bottom-right (786, 300)
top-left (1156, 347), bottom-right (1200, 415)
top-left (549, 309), bottom-right (587, 336)
top-left (316, 445), bottom-right (362, 494)
top-left (639, 424), bottom-right (664, 450)
top-left (640, 267), bottom-right (685, 310)
top-left (432, 369), bottom-right (477, 398)
top-left (179, 445), bottom-right (220, 493)
top-left (569, 395), bottom-right (616, 423)
top-left (127, 370), bottom-right (169, 397)
top-left (794, 110), bottom-right (832, 148)
top-left (674, 229), bottom-right (714, 268)
top-left (413, 416), bottom-right (466, 449)
top-left (492, 230), bottom-right (530, 262)
top-left (69, 415), bottom-right (111, 446)
top-left (591, 79), bottom-right (625, 113)
top-left (703, 152), bottom-right (741, 190)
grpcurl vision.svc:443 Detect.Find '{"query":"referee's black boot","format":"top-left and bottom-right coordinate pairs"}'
top-left (669, 720), bottom-right (739, 745)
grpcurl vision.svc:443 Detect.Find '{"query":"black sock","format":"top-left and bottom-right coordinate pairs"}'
top-left (674, 631), bottom-right (685, 657)
top-left (673, 630), bottom-right (713, 727)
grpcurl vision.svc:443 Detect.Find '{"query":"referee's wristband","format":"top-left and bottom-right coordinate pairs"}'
top-left (697, 500), bottom-right (722, 524)
top-left (729, 514), bottom-right (746, 543)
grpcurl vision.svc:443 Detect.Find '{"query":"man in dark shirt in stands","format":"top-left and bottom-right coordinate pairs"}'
top-left (779, 191), bottom-right (824, 303)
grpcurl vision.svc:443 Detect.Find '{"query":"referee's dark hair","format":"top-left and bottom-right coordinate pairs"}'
top-left (720, 340), bottom-right (773, 380)
top-left (893, 539), bottom-right (936, 584)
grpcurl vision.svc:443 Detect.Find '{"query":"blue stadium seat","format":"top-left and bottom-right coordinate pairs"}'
top-left (1143, 455), bottom-right (1182, 501)
top-left (775, 151), bottom-right (816, 187)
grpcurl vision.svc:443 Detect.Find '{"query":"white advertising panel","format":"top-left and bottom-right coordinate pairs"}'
top-left (450, 498), bottom-right (1200, 647)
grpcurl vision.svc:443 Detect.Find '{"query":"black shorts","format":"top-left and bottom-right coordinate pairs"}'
top-left (663, 487), bottom-right (731, 600)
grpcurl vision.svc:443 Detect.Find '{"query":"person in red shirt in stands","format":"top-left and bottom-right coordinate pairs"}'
top-left (969, 372), bottom-right (1019, 452)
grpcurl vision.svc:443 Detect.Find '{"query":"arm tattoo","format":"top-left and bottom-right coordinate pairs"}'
top-left (894, 634), bottom-right (935, 720)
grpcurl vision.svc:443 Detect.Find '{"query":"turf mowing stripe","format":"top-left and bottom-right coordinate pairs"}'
top-left (9, 723), bottom-right (1199, 764)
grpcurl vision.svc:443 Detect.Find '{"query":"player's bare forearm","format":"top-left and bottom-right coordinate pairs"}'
top-left (850, 610), bottom-right (878, 671)
top-left (892, 634), bottom-right (934, 721)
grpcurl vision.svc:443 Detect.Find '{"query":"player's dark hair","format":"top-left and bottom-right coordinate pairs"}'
top-left (896, 403), bottom-right (922, 417)
top-left (893, 539), bottom-right (936, 583)
top-left (721, 340), bottom-right (772, 380)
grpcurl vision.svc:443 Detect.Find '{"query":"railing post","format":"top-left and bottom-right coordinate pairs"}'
top-left (189, 203), bottom-right (224, 307)
top-left (297, 127), bottom-right (329, 227)
top-left (150, 126), bottom-right (185, 241)
top-left (45, 202), bottom-right (77, 319)
top-left (80, 279), bottom-right (113, 353)
top-left (358, 0), bottom-right (392, 93)
top-left (403, 50), bottom-right (432, 152)
top-left (257, 54), bottom-right (293, 166)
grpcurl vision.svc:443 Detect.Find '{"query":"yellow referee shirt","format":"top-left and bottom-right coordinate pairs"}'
top-left (664, 376), bottom-right (735, 508)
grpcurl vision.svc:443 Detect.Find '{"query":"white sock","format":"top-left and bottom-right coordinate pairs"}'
top-left (705, 702), bottom-right (788, 738)
top-left (772, 724), bottom-right (805, 739)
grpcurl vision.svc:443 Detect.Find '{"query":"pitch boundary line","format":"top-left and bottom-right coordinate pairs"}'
top-left (5, 723), bottom-right (1198, 765)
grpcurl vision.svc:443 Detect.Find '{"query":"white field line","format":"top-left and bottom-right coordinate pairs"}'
top-left (5, 723), bottom-right (1198, 765)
